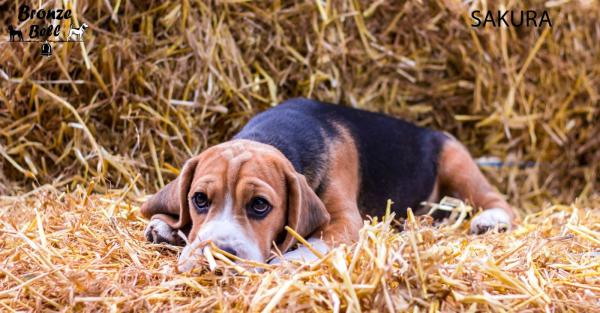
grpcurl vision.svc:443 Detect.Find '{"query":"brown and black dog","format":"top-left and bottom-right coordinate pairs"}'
top-left (141, 98), bottom-right (515, 271)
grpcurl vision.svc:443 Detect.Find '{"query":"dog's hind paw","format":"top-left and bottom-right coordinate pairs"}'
top-left (470, 208), bottom-right (511, 234)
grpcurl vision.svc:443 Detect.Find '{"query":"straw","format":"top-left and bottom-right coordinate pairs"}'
top-left (0, 189), bottom-right (598, 311)
top-left (0, 0), bottom-right (596, 207)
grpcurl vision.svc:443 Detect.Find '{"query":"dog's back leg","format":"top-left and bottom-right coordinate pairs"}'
top-left (437, 138), bottom-right (516, 233)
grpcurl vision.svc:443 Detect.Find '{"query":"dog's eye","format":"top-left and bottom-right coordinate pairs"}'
top-left (192, 192), bottom-right (210, 213)
top-left (247, 197), bottom-right (271, 219)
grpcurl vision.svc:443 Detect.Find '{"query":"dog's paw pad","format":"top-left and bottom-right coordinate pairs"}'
top-left (144, 219), bottom-right (183, 245)
top-left (470, 208), bottom-right (511, 234)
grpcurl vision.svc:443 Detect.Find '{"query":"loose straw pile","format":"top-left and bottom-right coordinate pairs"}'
top-left (1, 188), bottom-right (598, 311)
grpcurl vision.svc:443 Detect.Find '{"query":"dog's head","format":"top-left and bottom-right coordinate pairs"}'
top-left (141, 140), bottom-right (330, 269)
top-left (8, 25), bottom-right (15, 31)
top-left (81, 23), bottom-right (89, 30)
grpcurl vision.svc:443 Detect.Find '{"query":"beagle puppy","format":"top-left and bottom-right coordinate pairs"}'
top-left (141, 98), bottom-right (515, 270)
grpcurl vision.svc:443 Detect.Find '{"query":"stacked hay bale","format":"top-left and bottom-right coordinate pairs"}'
top-left (1, 0), bottom-right (597, 209)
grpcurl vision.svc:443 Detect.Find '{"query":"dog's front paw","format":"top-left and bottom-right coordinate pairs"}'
top-left (470, 208), bottom-right (511, 234)
top-left (144, 219), bottom-right (184, 245)
top-left (177, 240), bottom-right (204, 272)
top-left (269, 238), bottom-right (329, 264)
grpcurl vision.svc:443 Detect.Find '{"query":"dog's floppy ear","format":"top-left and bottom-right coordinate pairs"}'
top-left (140, 157), bottom-right (200, 230)
top-left (277, 164), bottom-right (330, 253)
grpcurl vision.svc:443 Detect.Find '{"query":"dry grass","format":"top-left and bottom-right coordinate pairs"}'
top-left (0, 0), bottom-right (597, 208)
top-left (1, 0), bottom-right (599, 311)
top-left (0, 188), bottom-right (598, 311)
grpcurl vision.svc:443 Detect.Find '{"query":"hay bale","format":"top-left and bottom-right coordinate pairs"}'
top-left (0, 190), bottom-right (598, 311)
top-left (0, 0), bottom-right (598, 210)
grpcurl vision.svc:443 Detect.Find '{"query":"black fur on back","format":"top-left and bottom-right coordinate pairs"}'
top-left (234, 98), bottom-right (448, 217)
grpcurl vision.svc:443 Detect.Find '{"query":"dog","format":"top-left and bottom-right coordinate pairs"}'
top-left (8, 26), bottom-right (23, 42)
top-left (141, 98), bottom-right (516, 271)
top-left (68, 23), bottom-right (88, 41)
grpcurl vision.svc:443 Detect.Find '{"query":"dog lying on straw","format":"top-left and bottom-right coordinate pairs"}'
top-left (141, 98), bottom-right (515, 271)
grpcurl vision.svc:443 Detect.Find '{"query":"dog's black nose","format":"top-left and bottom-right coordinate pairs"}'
top-left (218, 245), bottom-right (238, 257)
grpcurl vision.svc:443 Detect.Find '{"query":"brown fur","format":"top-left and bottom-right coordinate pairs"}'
top-left (142, 139), bottom-right (329, 260)
top-left (143, 129), bottom-right (515, 263)
top-left (315, 123), bottom-right (363, 247)
top-left (437, 139), bottom-right (516, 221)
top-left (141, 158), bottom-right (200, 229)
